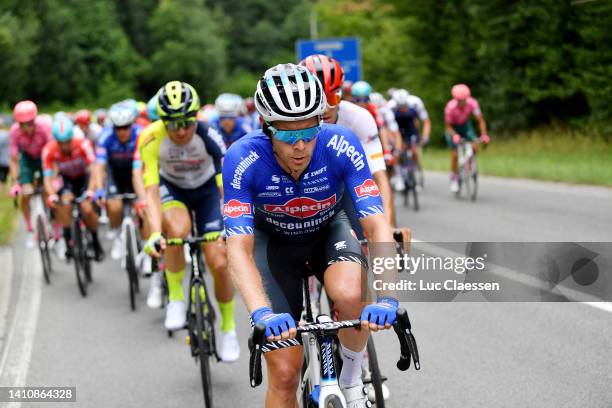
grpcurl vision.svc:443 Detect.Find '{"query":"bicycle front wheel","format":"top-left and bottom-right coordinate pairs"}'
top-left (367, 336), bottom-right (386, 407)
top-left (125, 224), bottom-right (139, 310)
top-left (71, 221), bottom-right (88, 297)
top-left (194, 281), bottom-right (213, 407)
top-left (36, 215), bottom-right (52, 284)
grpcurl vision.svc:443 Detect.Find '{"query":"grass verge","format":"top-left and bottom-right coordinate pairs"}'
top-left (422, 127), bottom-right (612, 187)
top-left (0, 193), bottom-right (18, 245)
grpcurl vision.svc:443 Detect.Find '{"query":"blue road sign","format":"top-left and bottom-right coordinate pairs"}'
top-left (296, 37), bottom-right (362, 83)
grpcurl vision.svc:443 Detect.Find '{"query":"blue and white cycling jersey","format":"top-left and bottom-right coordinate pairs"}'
top-left (95, 125), bottom-right (142, 171)
top-left (209, 116), bottom-right (252, 148)
top-left (222, 124), bottom-right (384, 242)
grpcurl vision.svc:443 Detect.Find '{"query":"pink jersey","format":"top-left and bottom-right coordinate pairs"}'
top-left (444, 97), bottom-right (481, 126)
top-left (9, 118), bottom-right (52, 160)
top-left (42, 138), bottom-right (95, 179)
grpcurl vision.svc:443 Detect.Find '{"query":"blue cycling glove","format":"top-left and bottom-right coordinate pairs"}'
top-left (251, 306), bottom-right (296, 338)
top-left (95, 188), bottom-right (106, 201)
top-left (360, 297), bottom-right (399, 326)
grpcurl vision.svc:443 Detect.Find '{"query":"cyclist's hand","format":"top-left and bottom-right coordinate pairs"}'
top-left (480, 134), bottom-right (491, 144)
top-left (360, 297), bottom-right (399, 332)
top-left (383, 149), bottom-right (395, 166)
top-left (420, 136), bottom-right (430, 146)
top-left (10, 183), bottom-right (20, 198)
top-left (95, 188), bottom-right (106, 204)
top-left (144, 231), bottom-right (165, 258)
top-left (452, 134), bottom-right (461, 145)
top-left (85, 190), bottom-right (96, 201)
top-left (46, 194), bottom-right (59, 209)
top-left (135, 199), bottom-right (147, 215)
top-left (251, 306), bottom-right (296, 341)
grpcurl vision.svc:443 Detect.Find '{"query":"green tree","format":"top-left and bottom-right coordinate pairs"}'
top-left (148, 0), bottom-right (227, 100)
top-left (28, 0), bottom-right (141, 105)
top-left (0, 11), bottom-right (39, 102)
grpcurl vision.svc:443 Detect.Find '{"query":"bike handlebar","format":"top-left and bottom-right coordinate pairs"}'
top-left (248, 308), bottom-right (420, 388)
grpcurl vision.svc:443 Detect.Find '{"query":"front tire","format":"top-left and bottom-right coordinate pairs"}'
top-left (195, 281), bottom-right (213, 407)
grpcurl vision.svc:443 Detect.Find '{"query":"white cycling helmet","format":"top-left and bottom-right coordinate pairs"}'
top-left (393, 89), bottom-right (411, 107)
top-left (254, 63), bottom-right (326, 123)
top-left (215, 93), bottom-right (242, 118)
top-left (369, 92), bottom-right (386, 108)
top-left (108, 101), bottom-right (137, 127)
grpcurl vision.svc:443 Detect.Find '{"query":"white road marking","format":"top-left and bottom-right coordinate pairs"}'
top-left (0, 243), bottom-right (43, 406)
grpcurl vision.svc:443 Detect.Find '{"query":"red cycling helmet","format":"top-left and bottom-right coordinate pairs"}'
top-left (75, 109), bottom-right (92, 126)
top-left (451, 84), bottom-right (471, 100)
top-left (13, 100), bottom-right (38, 123)
top-left (300, 54), bottom-right (345, 105)
top-left (245, 97), bottom-right (255, 113)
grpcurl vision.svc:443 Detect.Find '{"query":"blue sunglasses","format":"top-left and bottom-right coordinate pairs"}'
top-left (268, 124), bottom-right (321, 145)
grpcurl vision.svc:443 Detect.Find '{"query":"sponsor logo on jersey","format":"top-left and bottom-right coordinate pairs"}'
top-left (223, 199), bottom-right (252, 218)
top-left (285, 187), bottom-right (294, 195)
top-left (326, 134), bottom-right (365, 171)
top-left (271, 175), bottom-right (280, 183)
top-left (304, 184), bottom-right (330, 194)
top-left (266, 185), bottom-right (279, 191)
top-left (264, 208), bottom-right (335, 231)
top-left (263, 194), bottom-right (336, 219)
top-left (334, 241), bottom-right (347, 251)
top-left (304, 176), bottom-right (328, 186)
top-left (257, 191), bottom-right (282, 198)
top-left (354, 179), bottom-right (380, 198)
top-left (231, 150), bottom-right (259, 189)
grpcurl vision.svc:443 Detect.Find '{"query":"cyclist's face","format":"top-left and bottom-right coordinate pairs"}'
top-left (271, 117), bottom-right (318, 176)
top-left (219, 117), bottom-right (236, 134)
top-left (19, 121), bottom-right (35, 135)
top-left (323, 103), bottom-right (339, 124)
top-left (167, 122), bottom-right (196, 146)
top-left (114, 125), bottom-right (131, 143)
top-left (58, 140), bottom-right (72, 155)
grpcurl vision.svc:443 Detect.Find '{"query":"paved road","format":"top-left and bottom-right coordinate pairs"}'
top-left (1, 172), bottom-right (611, 407)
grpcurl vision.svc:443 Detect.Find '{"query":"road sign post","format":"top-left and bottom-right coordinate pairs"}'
top-left (296, 37), bottom-right (362, 83)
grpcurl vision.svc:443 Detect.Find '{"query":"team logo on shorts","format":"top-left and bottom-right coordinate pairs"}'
top-left (354, 179), bottom-right (380, 198)
top-left (223, 199), bottom-right (251, 218)
top-left (263, 194), bottom-right (336, 218)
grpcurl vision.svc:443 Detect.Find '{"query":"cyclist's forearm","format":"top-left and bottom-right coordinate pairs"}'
top-left (227, 235), bottom-right (269, 312)
top-left (373, 170), bottom-right (395, 228)
top-left (94, 163), bottom-right (105, 191)
top-left (9, 158), bottom-right (19, 182)
top-left (477, 115), bottom-right (488, 135)
top-left (132, 168), bottom-right (146, 201)
top-left (422, 119), bottom-right (431, 140)
top-left (145, 185), bottom-right (162, 233)
top-left (445, 122), bottom-right (455, 135)
top-left (361, 214), bottom-right (398, 299)
top-left (43, 176), bottom-right (55, 197)
top-left (86, 165), bottom-right (97, 191)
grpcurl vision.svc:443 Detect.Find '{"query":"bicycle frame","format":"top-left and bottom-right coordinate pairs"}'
top-left (457, 140), bottom-right (475, 175)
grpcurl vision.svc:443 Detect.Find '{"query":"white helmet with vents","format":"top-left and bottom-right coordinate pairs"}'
top-left (254, 63), bottom-right (326, 123)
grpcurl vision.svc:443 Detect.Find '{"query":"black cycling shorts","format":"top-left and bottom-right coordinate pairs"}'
top-left (106, 168), bottom-right (134, 195)
top-left (254, 210), bottom-right (366, 320)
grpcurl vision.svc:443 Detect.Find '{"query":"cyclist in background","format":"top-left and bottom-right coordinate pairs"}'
top-left (444, 84), bottom-right (490, 193)
top-left (9, 100), bottom-right (53, 248)
top-left (135, 101), bottom-right (151, 128)
top-left (391, 89), bottom-right (431, 188)
top-left (244, 97), bottom-right (261, 130)
top-left (209, 93), bottom-right (252, 148)
top-left (74, 110), bottom-right (103, 145)
top-left (224, 63), bottom-right (399, 408)
top-left (42, 116), bottom-right (104, 261)
top-left (0, 118), bottom-right (10, 189)
top-left (300, 54), bottom-right (395, 234)
top-left (140, 81), bottom-right (239, 362)
top-left (94, 109), bottom-right (107, 127)
top-left (95, 101), bottom-right (143, 261)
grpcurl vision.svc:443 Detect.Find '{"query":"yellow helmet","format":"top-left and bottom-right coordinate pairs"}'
top-left (156, 81), bottom-right (201, 119)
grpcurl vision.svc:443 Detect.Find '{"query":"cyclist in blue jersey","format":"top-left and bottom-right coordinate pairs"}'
top-left (223, 64), bottom-right (399, 408)
top-left (209, 93), bottom-right (252, 148)
top-left (94, 101), bottom-right (143, 260)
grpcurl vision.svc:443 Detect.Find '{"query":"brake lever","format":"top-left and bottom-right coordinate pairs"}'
top-left (249, 322), bottom-right (266, 388)
top-left (393, 308), bottom-right (420, 371)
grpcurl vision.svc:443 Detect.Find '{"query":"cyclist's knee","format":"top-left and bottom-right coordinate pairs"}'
top-left (106, 199), bottom-right (122, 214)
top-left (206, 249), bottom-right (228, 275)
top-left (266, 351), bottom-right (301, 394)
top-left (332, 285), bottom-right (363, 319)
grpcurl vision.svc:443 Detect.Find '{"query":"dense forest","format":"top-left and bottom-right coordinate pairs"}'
top-left (1, 0), bottom-right (610, 136)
